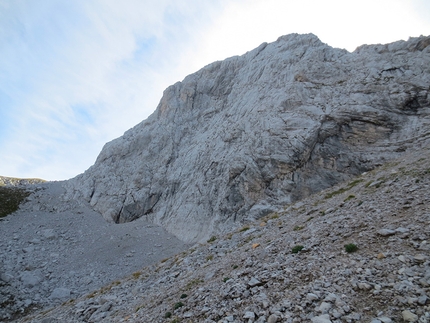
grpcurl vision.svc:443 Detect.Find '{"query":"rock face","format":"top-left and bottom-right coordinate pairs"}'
top-left (64, 33), bottom-right (430, 243)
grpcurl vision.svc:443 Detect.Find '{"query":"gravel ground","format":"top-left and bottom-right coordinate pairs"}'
top-left (12, 146), bottom-right (430, 323)
top-left (0, 181), bottom-right (189, 321)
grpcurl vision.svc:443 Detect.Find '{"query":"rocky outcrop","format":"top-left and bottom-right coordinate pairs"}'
top-left (64, 33), bottom-right (430, 243)
top-left (0, 176), bottom-right (46, 187)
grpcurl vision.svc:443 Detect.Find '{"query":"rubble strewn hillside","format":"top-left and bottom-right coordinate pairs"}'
top-left (19, 145), bottom-right (430, 323)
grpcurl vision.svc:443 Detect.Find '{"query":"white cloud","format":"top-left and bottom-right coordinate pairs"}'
top-left (0, 0), bottom-right (429, 180)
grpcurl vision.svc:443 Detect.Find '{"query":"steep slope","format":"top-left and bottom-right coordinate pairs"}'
top-left (64, 33), bottom-right (430, 243)
top-left (22, 144), bottom-right (430, 323)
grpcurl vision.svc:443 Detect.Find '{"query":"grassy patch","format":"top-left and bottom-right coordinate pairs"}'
top-left (324, 179), bottom-right (363, 199)
top-left (207, 236), bottom-right (217, 243)
top-left (185, 278), bottom-right (203, 291)
top-left (173, 302), bottom-right (183, 310)
top-left (291, 245), bottom-right (304, 254)
top-left (293, 225), bottom-right (304, 231)
top-left (344, 195), bottom-right (355, 202)
top-left (0, 186), bottom-right (31, 218)
top-left (239, 226), bottom-right (250, 232)
top-left (344, 243), bottom-right (358, 253)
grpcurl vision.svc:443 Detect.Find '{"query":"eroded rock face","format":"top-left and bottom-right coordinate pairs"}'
top-left (63, 33), bottom-right (430, 243)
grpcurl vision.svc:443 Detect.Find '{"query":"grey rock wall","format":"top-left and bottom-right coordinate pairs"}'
top-left (64, 33), bottom-right (430, 243)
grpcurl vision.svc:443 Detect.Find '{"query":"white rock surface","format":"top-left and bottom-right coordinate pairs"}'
top-left (63, 33), bottom-right (430, 243)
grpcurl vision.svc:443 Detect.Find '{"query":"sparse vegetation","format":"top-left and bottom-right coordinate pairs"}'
top-left (239, 226), bottom-right (250, 232)
top-left (324, 179), bottom-right (363, 199)
top-left (132, 271), bottom-right (141, 279)
top-left (173, 302), bottom-right (183, 310)
top-left (293, 225), bottom-right (304, 231)
top-left (291, 245), bottom-right (304, 253)
top-left (180, 293), bottom-right (188, 299)
top-left (344, 194), bottom-right (355, 202)
top-left (0, 186), bottom-right (31, 218)
top-left (344, 243), bottom-right (358, 253)
top-left (164, 311), bottom-right (172, 318)
top-left (223, 277), bottom-right (230, 282)
top-left (206, 255), bottom-right (213, 261)
top-left (207, 236), bottom-right (217, 243)
top-left (185, 278), bottom-right (203, 290)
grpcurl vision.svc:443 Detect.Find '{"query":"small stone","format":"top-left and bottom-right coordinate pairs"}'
top-left (377, 253), bottom-right (386, 259)
top-left (0, 273), bottom-right (13, 283)
top-left (244, 311), bottom-right (255, 319)
top-left (378, 229), bottom-right (396, 236)
top-left (378, 317), bottom-right (393, 323)
top-left (402, 310), bottom-right (418, 322)
top-left (318, 302), bottom-right (332, 313)
top-left (42, 229), bottom-right (57, 240)
top-left (20, 272), bottom-right (42, 288)
top-left (418, 295), bottom-right (428, 305)
top-left (267, 314), bottom-right (279, 323)
top-left (311, 314), bottom-right (332, 323)
top-left (49, 287), bottom-right (71, 299)
top-left (413, 254), bottom-right (427, 263)
top-left (252, 243), bottom-right (260, 249)
top-left (307, 293), bottom-right (319, 301)
top-left (357, 282), bottom-right (372, 290)
top-left (248, 277), bottom-right (262, 287)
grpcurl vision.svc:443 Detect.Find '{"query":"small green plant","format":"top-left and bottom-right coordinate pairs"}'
top-left (232, 265), bottom-right (238, 269)
top-left (344, 243), bottom-right (358, 253)
top-left (174, 302), bottom-right (183, 310)
top-left (132, 271), bottom-right (141, 279)
top-left (206, 255), bottom-right (213, 261)
top-left (164, 311), bottom-right (172, 318)
top-left (180, 293), bottom-right (188, 299)
top-left (207, 236), bottom-right (217, 243)
top-left (291, 245), bottom-right (304, 254)
top-left (344, 195), bottom-right (355, 202)
top-left (240, 226), bottom-right (250, 232)
top-left (293, 225), bottom-right (304, 231)
top-left (223, 277), bottom-right (230, 282)
top-left (185, 278), bottom-right (203, 290)
top-left (270, 212), bottom-right (279, 219)
top-left (325, 179), bottom-right (363, 199)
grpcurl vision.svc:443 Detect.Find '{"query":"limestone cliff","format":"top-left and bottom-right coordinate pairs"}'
top-left (64, 33), bottom-right (430, 243)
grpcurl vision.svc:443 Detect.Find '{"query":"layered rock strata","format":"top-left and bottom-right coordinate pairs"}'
top-left (64, 33), bottom-right (430, 242)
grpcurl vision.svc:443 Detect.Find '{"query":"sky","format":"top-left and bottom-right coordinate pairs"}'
top-left (1, 0), bottom-right (429, 181)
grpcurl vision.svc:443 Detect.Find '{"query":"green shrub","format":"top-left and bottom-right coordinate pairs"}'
top-left (239, 226), bottom-right (250, 232)
top-left (223, 277), bottom-right (230, 282)
top-left (344, 243), bottom-right (358, 253)
top-left (164, 311), bottom-right (172, 318)
top-left (291, 245), bottom-right (304, 254)
top-left (293, 225), bottom-right (304, 231)
top-left (207, 236), bottom-right (217, 243)
top-left (174, 302), bottom-right (183, 310)
top-left (180, 293), bottom-right (187, 299)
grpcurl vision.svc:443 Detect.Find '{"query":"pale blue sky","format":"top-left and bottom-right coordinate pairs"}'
top-left (1, 0), bottom-right (429, 180)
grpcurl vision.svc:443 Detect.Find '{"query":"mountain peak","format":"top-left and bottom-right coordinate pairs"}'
top-left (64, 33), bottom-right (430, 243)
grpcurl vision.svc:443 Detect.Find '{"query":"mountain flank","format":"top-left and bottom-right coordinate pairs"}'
top-left (63, 33), bottom-right (430, 243)
top-left (18, 141), bottom-right (430, 323)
